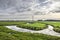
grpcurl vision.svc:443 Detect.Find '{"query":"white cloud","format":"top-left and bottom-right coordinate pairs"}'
top-left (30, 0), bottom-right (60, 14)
top-left (0, 0), bottom-right (60, 13)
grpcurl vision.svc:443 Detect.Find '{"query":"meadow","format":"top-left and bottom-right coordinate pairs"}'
top-left (0, 21), bottom-right (60, 40)
top-left (0, 26), bottom-right (60, 40)
top-left (40, 21), bottom-right (60, 33)
top-left (0, 21), bottom-right (47, 30)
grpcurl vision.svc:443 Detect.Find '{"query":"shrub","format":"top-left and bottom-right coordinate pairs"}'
top-left (53, 27), bottom-right (60, 33)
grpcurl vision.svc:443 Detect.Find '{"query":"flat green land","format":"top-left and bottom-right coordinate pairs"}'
top-left (40, 21), bottom-right (60, 27)
top-left (0, 21), bottom-right (47, 30)
top-left (0, 21), bottom-right (60, 40)
top-left (39, 21), bottom-right (60, 33)
top-left (0, 21), bottom-right (60, 32)
top-left (0, 26), bottom-right (60, 40)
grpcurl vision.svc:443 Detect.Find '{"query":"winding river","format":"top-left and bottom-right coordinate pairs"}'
top-left (5, 25), bottom-right (60, 37)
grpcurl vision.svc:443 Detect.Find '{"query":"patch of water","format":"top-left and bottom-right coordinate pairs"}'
top-left (5, 25), bottom-right (60, 37)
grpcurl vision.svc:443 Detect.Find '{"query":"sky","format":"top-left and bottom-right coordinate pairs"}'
top-left (0, 0), bottom-right (60, 14)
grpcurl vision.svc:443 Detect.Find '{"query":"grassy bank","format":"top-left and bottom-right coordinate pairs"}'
top-left (40, 21), bottom-right (60, 33)
top-left (0, 21), bottom-right (47, 30)
top-left (0, 21), bottom-right (60, 32)
top-left (0, 26), bottom-right (60, 40)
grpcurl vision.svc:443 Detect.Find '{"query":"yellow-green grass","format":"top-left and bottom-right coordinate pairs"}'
top-left (0, 26), bottom-right (60, 40)
top-left (24, 22), bottom-right (45, 27)
top-left (40, 21), bottom-right (60, 33)
top-left (0, 21), bottom-right (47, 30)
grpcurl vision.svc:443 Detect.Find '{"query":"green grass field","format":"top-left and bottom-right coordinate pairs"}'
top-left (39, 21), bottom-right (60, 33)
top-left (0, 26), bottom-right (60, 40)
top-left (40, 21), bottom-right (60, 27)
top-left (0, 21), bottom-right (47, 30)
top-left (0, 21), bottom-right (60, 40)
top-left (0, 21), bottom-right (60, 32)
